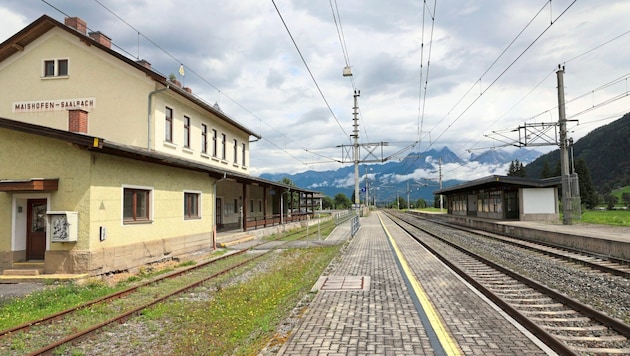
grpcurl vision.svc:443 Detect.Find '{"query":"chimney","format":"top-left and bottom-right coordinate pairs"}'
top-left (68, 109), bottom-right (88, 134)
top-left (183, 87), bottom-right (192, 94)
top-left (136, 59), bottom-right (151, 69)
top-left (89, 31), bottom-right (111, 49)
top-left (64, 17), bottom-right (87, 35)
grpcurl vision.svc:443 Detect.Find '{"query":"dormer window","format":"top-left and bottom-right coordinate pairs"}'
top-left (43, 58), bottom-right (69, 77)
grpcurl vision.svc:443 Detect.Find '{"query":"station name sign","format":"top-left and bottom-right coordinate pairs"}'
top-left (12, 97), bottom-right (96, 113)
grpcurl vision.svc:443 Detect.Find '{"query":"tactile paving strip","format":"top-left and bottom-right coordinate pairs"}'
top-left (312, 276), bottom-right (371, 291)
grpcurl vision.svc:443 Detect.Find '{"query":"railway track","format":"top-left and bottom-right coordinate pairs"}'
top-left (0, 220), bottom-right (335, 355)
top-left (405, 210), bottom-right (630, 278)
top-left (384, 210), bottom-right (630, 355)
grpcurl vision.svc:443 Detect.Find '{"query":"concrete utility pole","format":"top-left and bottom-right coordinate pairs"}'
top-left (352, 89), bottom-right (360, 206)
top-left (439, 157), bottom-right (443, 212)
top-left (557, 65), bottom-right (573, 225)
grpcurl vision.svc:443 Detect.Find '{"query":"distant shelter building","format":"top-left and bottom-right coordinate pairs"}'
top-left (434, 175), bottom-right (561, 221)
top-left (0, 15), bottom-right (317, 276)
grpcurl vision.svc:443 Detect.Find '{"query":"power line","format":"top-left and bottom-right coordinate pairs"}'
top-left (425, 1), bottom-right (577, 153)
top-left (271, 0), bottom-right (351, 143)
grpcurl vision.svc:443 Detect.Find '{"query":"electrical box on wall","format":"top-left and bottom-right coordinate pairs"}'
top-left (47, 211), bottom-right (78, 242)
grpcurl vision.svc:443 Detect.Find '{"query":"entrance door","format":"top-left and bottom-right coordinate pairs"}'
top-left (215, 197), bottom-right (223, 228)
top-left (26, 199), bottom-right (47, 260)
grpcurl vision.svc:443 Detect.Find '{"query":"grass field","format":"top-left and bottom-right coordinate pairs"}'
top-left (580, 209), bottom-right (630, 226)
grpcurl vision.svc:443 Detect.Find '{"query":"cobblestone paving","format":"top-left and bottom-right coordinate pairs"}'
top-left (280, 214), bottom-right (434, 355)
top-left (280, 212), bottom-right (554, 355)
top-left (381, 213), bottom-right (552, 356)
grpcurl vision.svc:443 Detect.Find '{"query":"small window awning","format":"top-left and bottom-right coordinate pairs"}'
top-left (0, 178), bottom-right (59, 192)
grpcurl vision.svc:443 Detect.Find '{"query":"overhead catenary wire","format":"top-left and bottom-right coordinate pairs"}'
top-left (271, 0), bottom-right (351, 143)
top-left (329, 0), bottom-right (370, 144)
top-left (84, 0), bottom-right (315, 166)
top-left (423, 1), bottom-right (577, 155)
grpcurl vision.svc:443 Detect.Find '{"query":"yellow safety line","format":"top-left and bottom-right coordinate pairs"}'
top-left (377, 212), bottom-right (462, 356)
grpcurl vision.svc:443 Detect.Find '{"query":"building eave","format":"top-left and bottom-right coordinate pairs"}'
top-left (0, 117), bottom-right (312, 194)
top-left (434, 175), bottom-right (562, 195)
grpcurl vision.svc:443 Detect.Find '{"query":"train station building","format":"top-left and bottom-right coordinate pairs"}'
top-left (435, 175), bottom-right (561, 221)
top-left (0, 15), bottom-right (317, 276)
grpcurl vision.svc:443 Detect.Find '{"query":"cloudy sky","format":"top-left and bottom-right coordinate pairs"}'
top-left (2, 0), bottom-right (629, 179)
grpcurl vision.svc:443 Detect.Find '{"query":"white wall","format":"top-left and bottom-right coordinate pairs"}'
top-left (522, 188), bottom-right (556, 214)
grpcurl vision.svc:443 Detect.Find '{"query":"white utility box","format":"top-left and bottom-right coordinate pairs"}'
top-left (47, 211), bottom-right (78, 242)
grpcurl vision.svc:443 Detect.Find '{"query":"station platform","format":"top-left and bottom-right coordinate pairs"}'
top-left (412, 210), bottom-right (630, 260)
top-left (279, 211), bottom-right (555, 355)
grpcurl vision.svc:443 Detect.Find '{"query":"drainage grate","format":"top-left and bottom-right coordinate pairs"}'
top-left (313, 276), bottom-right (371, 291)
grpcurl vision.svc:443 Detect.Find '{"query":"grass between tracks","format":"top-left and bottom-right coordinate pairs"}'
top-left (144, 245), bottom-right (341, 355)
top-left (0, 219), bottom-right (342, 354)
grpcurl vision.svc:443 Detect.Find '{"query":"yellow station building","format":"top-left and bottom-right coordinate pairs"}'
top-left (0, 15), bottom-right (316, 276)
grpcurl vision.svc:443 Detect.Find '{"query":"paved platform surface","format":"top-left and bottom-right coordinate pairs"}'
top-left (279, 212), bottom-right (554, 355)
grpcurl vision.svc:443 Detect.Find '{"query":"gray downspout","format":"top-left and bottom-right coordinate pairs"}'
top-left (147, 85), bottom-right (170, 149)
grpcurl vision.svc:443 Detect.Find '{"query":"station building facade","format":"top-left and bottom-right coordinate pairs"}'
top-left (0, 15), bottom-right (316, 275)
top-left (435, 175), bottom-right (561, 221)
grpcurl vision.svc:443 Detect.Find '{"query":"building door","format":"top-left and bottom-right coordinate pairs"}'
top-left (215, 197), bottom-right (223, 228)
top-left (505, 191), bottom-right (519, 219)
top-left (26, 199), bottom-right (47, 260)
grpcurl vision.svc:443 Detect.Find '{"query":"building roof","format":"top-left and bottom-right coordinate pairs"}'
top-left (0, 117), bottom-right (315, 195)
top-left (0, 14), bottom-right (261, 139)
top-left (434, 175), bottom-right (561, 195)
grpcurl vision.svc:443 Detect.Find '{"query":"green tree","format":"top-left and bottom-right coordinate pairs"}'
top-left (553, 160), bottom-right (561, 176)
top-left (540, 159), bottom-right (553, 178)
top-left (507, 160), bottom-right (527, 177)
top-left (333, 193), bottom-right (352, 209)
top-left (622, 192), bottom-right (630, 207)
top-left (574, 158), bottom-right (597, 209)
top-left (415, 198), bottom-right (427, 209)
top-left (322, 196), bottom-right (333, 210)
top-left (605, 194), bottom-right (618, 210)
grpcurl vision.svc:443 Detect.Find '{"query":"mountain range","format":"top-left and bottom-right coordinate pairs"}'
top-left (259, 112), bottom-right (630, 205)
top-left (259, 146), bottom-right (543, 205)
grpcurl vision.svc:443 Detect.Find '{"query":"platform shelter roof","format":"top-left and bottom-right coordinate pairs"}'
top-left (434, 175), bottom-right (561, 195)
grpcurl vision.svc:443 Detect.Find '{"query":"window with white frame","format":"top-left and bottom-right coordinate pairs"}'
top-left (184, 191), bottom-right (200, 219)
top-left (201, 124), bottom-right (208, 154)
top-left (242, 143), bottom-right (246, 166)
top-left (183, 116), bottom-right (191, 148)
top-left (123, 187), bottom-right (151, 223)
top-left (221, 133), bottom-right (227, 160)
top-left (165, 107), bottom-right (173, 143)
top-left (43, 58), bottom-right (68, 77)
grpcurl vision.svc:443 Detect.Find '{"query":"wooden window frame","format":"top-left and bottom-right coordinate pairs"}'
top-left (212, 129), bottom-right (218, 157)
top-left (123, 187), bottom-right (152, 223)
top-left (233, 139), bottom-right (238, 164)
top-left (184, 191), bottom-right (201, 219)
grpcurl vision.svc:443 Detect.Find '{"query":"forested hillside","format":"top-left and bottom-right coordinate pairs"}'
top-left (526, 112), bottom-right (630, 190)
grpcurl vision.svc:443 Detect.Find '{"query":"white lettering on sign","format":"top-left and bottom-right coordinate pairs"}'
top-left (12, 98), bottom-right (96, 113)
